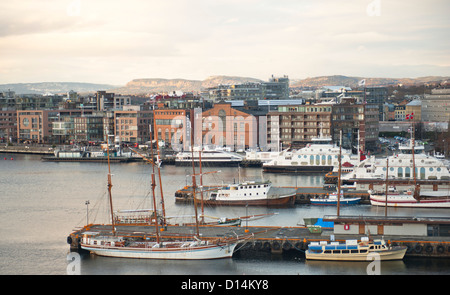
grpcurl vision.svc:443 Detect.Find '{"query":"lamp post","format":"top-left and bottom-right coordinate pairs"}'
top-left (85, 200), bottom-right (90, 226)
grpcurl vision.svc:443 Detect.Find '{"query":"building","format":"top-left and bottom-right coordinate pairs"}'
top-left (96, 91), bottom-right (131, 111)
top-left (0, 110), bottom-right (17, 143)
top-left (114, 107), bottom-right (153, 144)
top-left (153, 105), bottom-right (194, 150)
top-left (363, 86), bottom-right (388, 121)
top-left (267, 104), bottom-right (332, 150)
top-left (405, 99), bottom-right (422, 122)
top-left (422, 88), bottom-right (450, 123)
top-left (16, 110), bottom-right (51, 143)
top-left (394, 105), bottom-right (406, 121)
top-left (202, 102), bottom-right (258, 151)
top-left (207, 75), bottom-right (290, 102)
top-left (331, 98), bottom-right (379, 152)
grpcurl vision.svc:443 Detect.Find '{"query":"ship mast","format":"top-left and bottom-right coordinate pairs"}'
top-left (411, 121), bottom-right (420, 202)
top-left (337, 130), bottom-right (342, 217)
top-left (149, 125), bottom-right (160, 243)
top-left (106, 135), bottom-right (116, 236)
top-left (190, 146), bottom-right (201, 238)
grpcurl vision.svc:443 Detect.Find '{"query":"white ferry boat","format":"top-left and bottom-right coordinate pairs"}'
top-left (203, 180), bottom-right (297, 206)
top-left (305, 237), bottom-right (407, 261)
top-left (342, 140), bottom-right (450, 183)
top-left (262, 134), bottom-right (360, 173)
top-left (175, 146), bottom-right (243, 166)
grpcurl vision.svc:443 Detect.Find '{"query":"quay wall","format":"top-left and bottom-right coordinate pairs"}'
top-left (68, 224), bottom-right (450, 259)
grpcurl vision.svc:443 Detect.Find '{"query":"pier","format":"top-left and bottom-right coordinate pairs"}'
top-left (174, 185), bottom-right (371, 204)
top-left (68, 218), bottom-right (450, 258)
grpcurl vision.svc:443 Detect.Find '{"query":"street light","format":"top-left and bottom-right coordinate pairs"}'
top-left (85, 200), bottom-right (90, 225)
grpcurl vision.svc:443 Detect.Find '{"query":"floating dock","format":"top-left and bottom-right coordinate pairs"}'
top-left (174, 185), bottom-right (370, 205)
top-left (68, 218), bottom-right (450, 258)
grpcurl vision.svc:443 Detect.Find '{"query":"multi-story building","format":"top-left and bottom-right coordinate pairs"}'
top-left (114, 107), bottom-right (153, 144)
top-left (422, 88), bottom-right (450, 122)
top-left (395, 105), bottom-right (406, 121)
top-left (17, 110), bottom-right (51, 143)
top-left (207, 75), bottom-right (290, 102)
top-left (96, 91), bottom-right (131, 111)
top-left (331, 98), bottom-right (379, 152)
top-left (363, 86), bottom-right (388, 121)
top-left (201, 102), bottom-right (258, 150)
top-left (267, 104), bottom-right (332, 150)
top-left (0, 110), bottom-right (17, 143)
top-left (153, 105), bottom-right (193, 149)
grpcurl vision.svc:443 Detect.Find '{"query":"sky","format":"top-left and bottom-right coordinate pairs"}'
top-left (0, 0), bottom-right (449, 85)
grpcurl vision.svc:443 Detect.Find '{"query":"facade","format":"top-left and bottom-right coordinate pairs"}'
top-left (153, 106), bottom-right (194, 150)
top-left (17, 110), bottom-right (50, 143)
top-left (0, 110), bottom-right (17, 143)
top-left (422, 88), bottom-right (450, 122)
top-left (405, 100), bottom-right (422, 122)
top-left (114, 108), bottom-right (153, 144)
top-left (394, 105), bottom-right (406, 121)
top-left (331, 99), bottom-right (379, 152)
top-left (207, 75), bottom-right (290, 102)
top-left (364, 86), bottom-right (388, 121)
top-left (202, 102), bottom-right (258, 150)
top-left (267, 104), bottom-right (332, 149)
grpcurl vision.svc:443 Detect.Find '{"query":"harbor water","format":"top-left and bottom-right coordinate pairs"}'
top-left (1, 153), bottom-right (449, 275)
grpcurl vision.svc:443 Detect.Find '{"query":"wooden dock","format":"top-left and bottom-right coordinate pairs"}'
top-left (68, 222), bottom-right (450, 258)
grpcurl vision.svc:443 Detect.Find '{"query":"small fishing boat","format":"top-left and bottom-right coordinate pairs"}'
top-left (310, 190), bottom-right (361, 205)
top-left (305, 237), bottom-right (407, 261)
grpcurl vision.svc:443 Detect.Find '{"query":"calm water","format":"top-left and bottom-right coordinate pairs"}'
top-left (0, 153), bottom-right (449, 275)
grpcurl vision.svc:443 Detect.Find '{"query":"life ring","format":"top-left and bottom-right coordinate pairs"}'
top-left (425, 245), bottom-right (434, 253)
top-left (436, 245), bottom-right (445, 254)
top-left (414, 244), bottom-right (423, 253)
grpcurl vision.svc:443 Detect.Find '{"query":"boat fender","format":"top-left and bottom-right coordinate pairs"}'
top-left (254, 241), bottom-right (262, 250)
top-left (263, 242), bottom-right (271, 250)
top-left (436, 245), bottom-right (445, 254)
top-left (272, 241), bottom-right (280, 250)
top-left (405, 244), bottom-right (412, 253)
top-left (283, 242), bottom-right (291, 251)
top-left (425, 245), bottom-right (434, 253)
top-left (414, 244), bottom-right (423, 253)
top-left (67, 236), bottom-right (73, 244)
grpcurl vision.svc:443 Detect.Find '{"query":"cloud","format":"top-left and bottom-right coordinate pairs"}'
top-left (0, 0), bottom-right (449, 84)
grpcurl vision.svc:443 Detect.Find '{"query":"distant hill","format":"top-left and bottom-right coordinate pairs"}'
top-left (113, 75), bottom-right (263, 94)
top-left (2, 75), bottom-right (448, 95)
top-left (0, 82), bottom-right (117, 95)
top-left (290, 75), bottom-right (450, 88)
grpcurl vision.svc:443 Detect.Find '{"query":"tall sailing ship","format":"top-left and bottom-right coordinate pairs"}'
top-left (78, 140), bottom-right (250, 260)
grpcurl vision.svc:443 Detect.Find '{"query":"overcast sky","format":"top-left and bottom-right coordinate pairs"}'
top-left (0, 0), bottom-right (449, 85)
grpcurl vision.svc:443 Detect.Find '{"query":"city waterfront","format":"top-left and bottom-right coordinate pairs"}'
top-left (1, 153), bottom-right (449, 275)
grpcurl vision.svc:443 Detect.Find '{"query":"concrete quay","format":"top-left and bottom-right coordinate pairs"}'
top-left (68, 222), bottom-right (450, 259)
